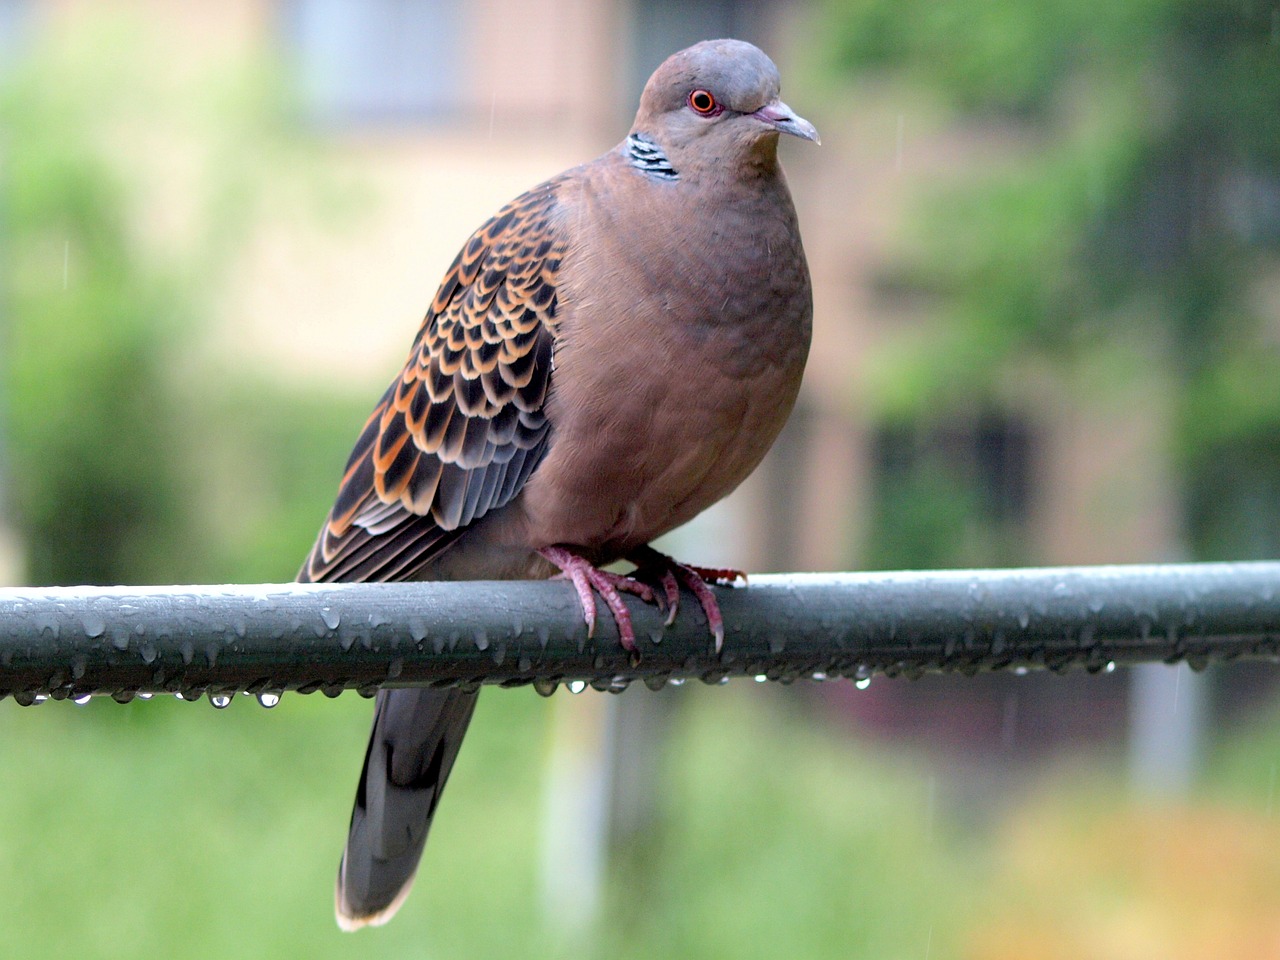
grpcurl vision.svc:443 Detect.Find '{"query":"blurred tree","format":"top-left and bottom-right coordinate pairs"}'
top-left (0, 22), bottom-right (362, 586)
top-left (0, 45), bottom-right (194, 584)
top-left (822, 0), bottom-right (1280, 564)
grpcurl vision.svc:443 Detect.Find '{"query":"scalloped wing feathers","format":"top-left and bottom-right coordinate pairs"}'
top-left (299, 180), bottom-right (565, 585)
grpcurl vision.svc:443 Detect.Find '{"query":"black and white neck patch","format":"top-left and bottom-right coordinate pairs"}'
top-left (626, 134), bottom-right (679, 182)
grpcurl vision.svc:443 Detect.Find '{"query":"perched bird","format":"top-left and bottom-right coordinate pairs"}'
top-left (299, 38), bottom-right (818, 930)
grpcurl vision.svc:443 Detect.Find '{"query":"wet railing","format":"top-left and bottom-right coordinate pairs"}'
top-left (0, 561), bottom-right (1277, 706)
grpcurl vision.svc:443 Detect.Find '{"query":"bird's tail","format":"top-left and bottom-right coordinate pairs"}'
top-left (335, 686), bottom-right (479, 930)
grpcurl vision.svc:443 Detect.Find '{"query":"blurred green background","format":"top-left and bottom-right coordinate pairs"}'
top-left (1, 1), bottom-right (1280, 958)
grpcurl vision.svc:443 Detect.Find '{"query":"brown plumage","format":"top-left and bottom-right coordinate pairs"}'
top-left (301, 38), bottom-right (818, 930)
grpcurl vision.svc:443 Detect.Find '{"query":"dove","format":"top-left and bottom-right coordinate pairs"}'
top-left (298, 38), bottom-right (817, 930)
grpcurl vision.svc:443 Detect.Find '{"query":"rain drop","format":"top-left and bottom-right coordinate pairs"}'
top-left (209, 694), bottom-right (233, 709)
top-left (257, 692), bottom-right (282, 708)
top-left (137, 692), bottom-right (154, 700)
top-left (567, 680), bottom-right (587, 695)
top-left (1104, 660), bottom-right (1117, 673)
top-left (754, 674), bottom-right (768, 683)
top-left (811, 671), bottom-right (829, 682)
top-left (320, 607), bottom-right (341, 631)
top-left (533, 678), bottom-right (559, 698)
top-left (82, 614), bottom-right (106, 639)
top-left (73, 693), bottom-right (92, 705)
top-left (855, 677), bottom-right (872, 690)
top-left (669, 678), bottom-right (686, 687)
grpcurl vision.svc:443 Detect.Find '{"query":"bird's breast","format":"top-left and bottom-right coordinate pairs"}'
top-left (506, 173), bottom-right (812, 561)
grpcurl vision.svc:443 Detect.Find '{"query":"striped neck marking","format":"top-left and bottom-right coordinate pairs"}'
top-left (626, 134), bottom-right (679, 181)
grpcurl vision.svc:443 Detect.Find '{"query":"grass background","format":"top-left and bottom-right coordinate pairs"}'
top-left (3, 679), bottom-right (1279, 959)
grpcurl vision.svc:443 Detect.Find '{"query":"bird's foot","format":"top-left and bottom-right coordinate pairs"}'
top-left (626, 546), bottom-right (746, 654)
top-left (537, 546), bottom-right (656, 652)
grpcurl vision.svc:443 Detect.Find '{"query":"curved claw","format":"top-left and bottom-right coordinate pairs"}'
top-left (626, 546), bottom-right (737, 653)
top-left (538, 546), bottom-right (741, 656)
top-left (538, 546), bottom-right (655, 652)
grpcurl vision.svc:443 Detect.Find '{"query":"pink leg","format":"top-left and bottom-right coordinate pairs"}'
top-left (627, 546), bottom-right (746, 654)
top-left (537, 546), bottom-right (656, 652)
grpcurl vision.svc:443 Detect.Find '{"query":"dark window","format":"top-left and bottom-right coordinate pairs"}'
top-left (0, 0), bottom-right (29, 65)
top-left (283, 0), bottom-right (464, 125)
top-left (866, 411), bottom-right (1034, 570)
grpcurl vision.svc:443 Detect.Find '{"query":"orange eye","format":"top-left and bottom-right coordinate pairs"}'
top-left (688, 89), bottom-right (721, 116)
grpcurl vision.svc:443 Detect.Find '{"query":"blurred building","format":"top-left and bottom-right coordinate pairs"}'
top-left (3, 0), bottom-right (1206, 760)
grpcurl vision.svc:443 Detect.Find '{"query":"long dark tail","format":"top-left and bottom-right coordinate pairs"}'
top-left (335, 686), bottom-right (479, 930)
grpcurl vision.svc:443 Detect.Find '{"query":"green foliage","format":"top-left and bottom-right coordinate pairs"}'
top-left (0, 43), bottom-right (194, 584)
top-left (0, 20), bottom-right (362, 586)
top-left (823, 0), bottom-right (1168, 114)
top-left (613, 688), bottom-right (976, 959)
top-left (821, 0), bottom-right (1280, 563)
top-left (0, 685), bottom-right (979, 960)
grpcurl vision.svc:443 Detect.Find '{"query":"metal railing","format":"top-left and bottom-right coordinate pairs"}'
top-left (0, 561), bottom-right (1277, 704)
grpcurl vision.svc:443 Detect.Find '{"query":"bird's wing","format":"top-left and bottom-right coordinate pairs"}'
top-left (300, 179), bottom-right (565, 584)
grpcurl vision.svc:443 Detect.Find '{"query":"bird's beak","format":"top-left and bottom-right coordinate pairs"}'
top-left (751, 99), bottom-right (821, 145)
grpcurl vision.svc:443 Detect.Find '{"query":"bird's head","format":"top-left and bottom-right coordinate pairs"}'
top-left (629, 39), bottom-right (819, 180)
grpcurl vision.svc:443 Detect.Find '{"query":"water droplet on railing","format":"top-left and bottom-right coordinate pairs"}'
top-left (754, 674), bottom-right (768, 682)
top-left (73, 694), bottom-right (92, 705)
top-left (855, 677), bottom-right (872, 690)
top-left (1104, 660), bottom-right (1117, 673)
top-left (567, 680), bottom-right (587, 695)
top-left (257, 692), bottom-right (281, 708)
top-left (533, 678), bottom-right (559, 698)
top-left (320, 607), bottom-right (341, 631)
top-left (137, 692), bottom-right (154, 700)
top-left (209, 694), bottom-right (232, 709)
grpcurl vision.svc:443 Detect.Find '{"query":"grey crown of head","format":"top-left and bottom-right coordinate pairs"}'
top-left (638, 39), bottom-right (782, 118)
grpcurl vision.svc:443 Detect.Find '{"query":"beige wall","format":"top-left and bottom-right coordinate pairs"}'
top-left (18, 0), bottom-right (1182, 576)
